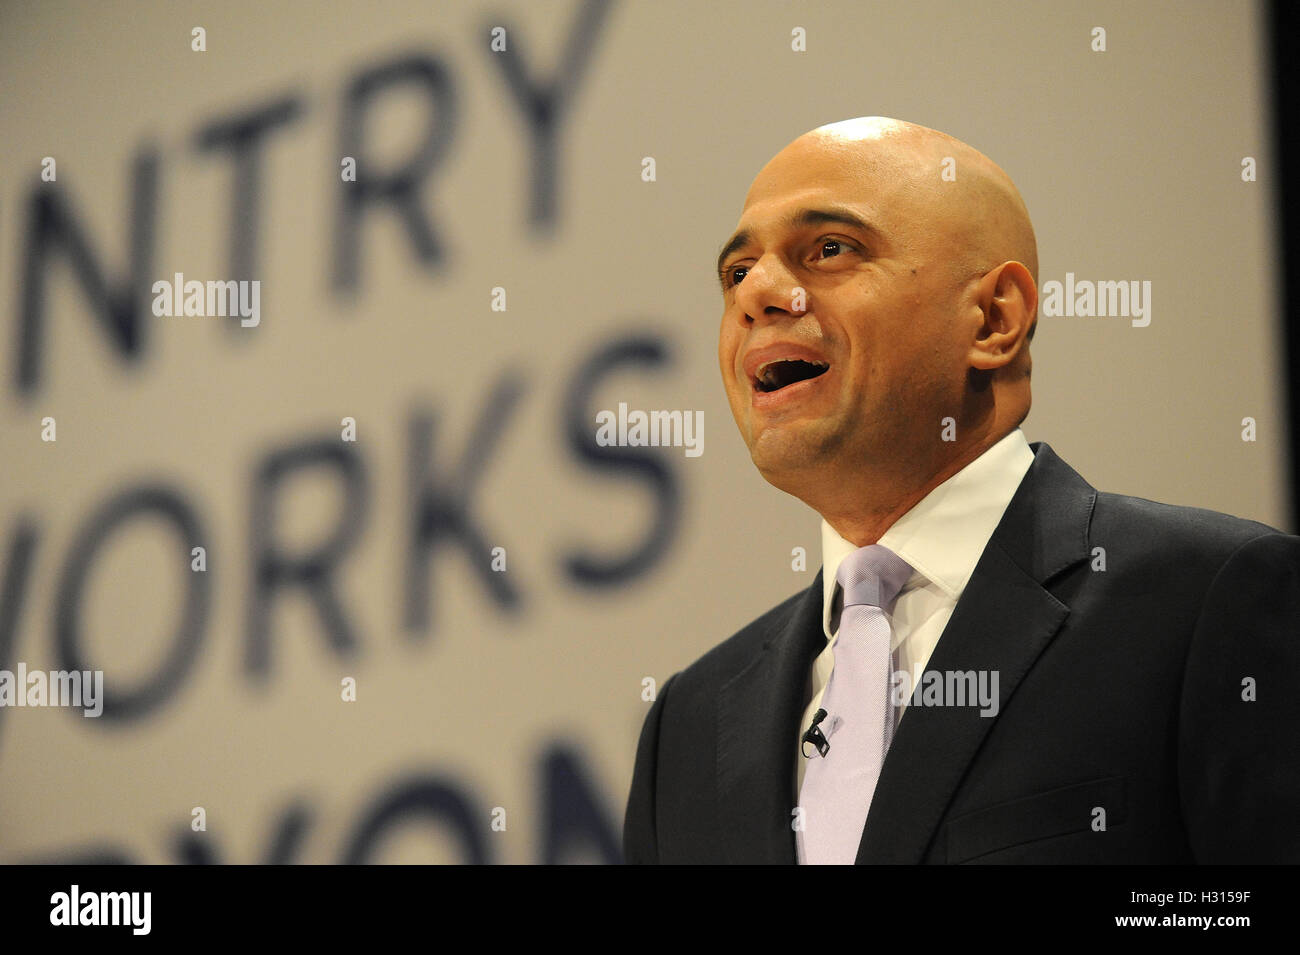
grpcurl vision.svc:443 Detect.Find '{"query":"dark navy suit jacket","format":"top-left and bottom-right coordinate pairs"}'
top-left (623, 442), bottom-right (1300, 863)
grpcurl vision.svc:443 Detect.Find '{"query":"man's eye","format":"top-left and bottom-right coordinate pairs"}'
top-left (721, 238), bottom-right (855, 289)
top-left (815, 238), bottom-right (854, 260)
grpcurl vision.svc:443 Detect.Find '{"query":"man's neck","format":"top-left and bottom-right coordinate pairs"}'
top-left (807, 432), bottom-right (1008, 547)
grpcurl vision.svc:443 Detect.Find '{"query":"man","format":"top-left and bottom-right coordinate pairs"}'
top-left (623, 117), bottom-right (1300, 864)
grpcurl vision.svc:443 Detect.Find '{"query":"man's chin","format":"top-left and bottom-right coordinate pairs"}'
top-left (746, 416), bottom-right (857, 486)
top-left (748, 439), bottom-right (823, 490)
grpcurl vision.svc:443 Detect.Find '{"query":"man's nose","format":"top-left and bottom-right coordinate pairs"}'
top-left (732, 255), bottom-right (802, 324)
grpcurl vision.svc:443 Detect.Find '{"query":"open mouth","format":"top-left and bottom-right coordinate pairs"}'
top-left (753, 359), bottom-right (830, 393)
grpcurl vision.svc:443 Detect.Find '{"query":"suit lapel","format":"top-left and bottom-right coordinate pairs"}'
top-left (856, 441), bottom-right (1097, 863)
top-left (716, 569), bottom-right (826, 863)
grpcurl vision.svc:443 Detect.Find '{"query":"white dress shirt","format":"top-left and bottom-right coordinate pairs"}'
top-left (795, 428), bottom-right (1036, 795)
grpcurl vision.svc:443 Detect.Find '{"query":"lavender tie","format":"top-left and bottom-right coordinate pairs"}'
top-left (797, 544), bottom-right (912, 865)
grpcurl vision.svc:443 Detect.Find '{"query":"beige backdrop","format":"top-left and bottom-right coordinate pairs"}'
top-left (0, 0), bottom-right (1283, 862)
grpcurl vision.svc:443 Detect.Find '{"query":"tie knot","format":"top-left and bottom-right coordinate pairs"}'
top-left (836, 544), bottom-right (912, 610)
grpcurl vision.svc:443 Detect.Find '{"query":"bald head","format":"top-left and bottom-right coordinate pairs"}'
top-left (717, 117), bottom-right (1040, 541)
top-left (757, 117), bottom-right (1037, 287)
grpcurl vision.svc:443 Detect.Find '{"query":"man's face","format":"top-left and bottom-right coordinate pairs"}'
top-left (716, 133), bottom-right (969, 493)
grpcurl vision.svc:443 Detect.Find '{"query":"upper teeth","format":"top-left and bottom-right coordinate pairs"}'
top-left (756, 358), bottom-right (828, 385)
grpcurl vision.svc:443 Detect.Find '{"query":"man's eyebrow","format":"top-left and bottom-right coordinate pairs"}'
top-left (714, 207), bottom-right (878, 286)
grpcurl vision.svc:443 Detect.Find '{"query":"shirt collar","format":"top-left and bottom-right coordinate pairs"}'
top-left (820, 428), bottom-right (1036, 639)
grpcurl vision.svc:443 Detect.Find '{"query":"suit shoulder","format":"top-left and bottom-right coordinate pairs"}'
top-left (670, 584), bottom-right (811, 696)
top-left (1091, 490), bottom-right (1286, 559)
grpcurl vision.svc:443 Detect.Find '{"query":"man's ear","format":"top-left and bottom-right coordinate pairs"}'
top-left (968, 261), bottom-right (1036, 371)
